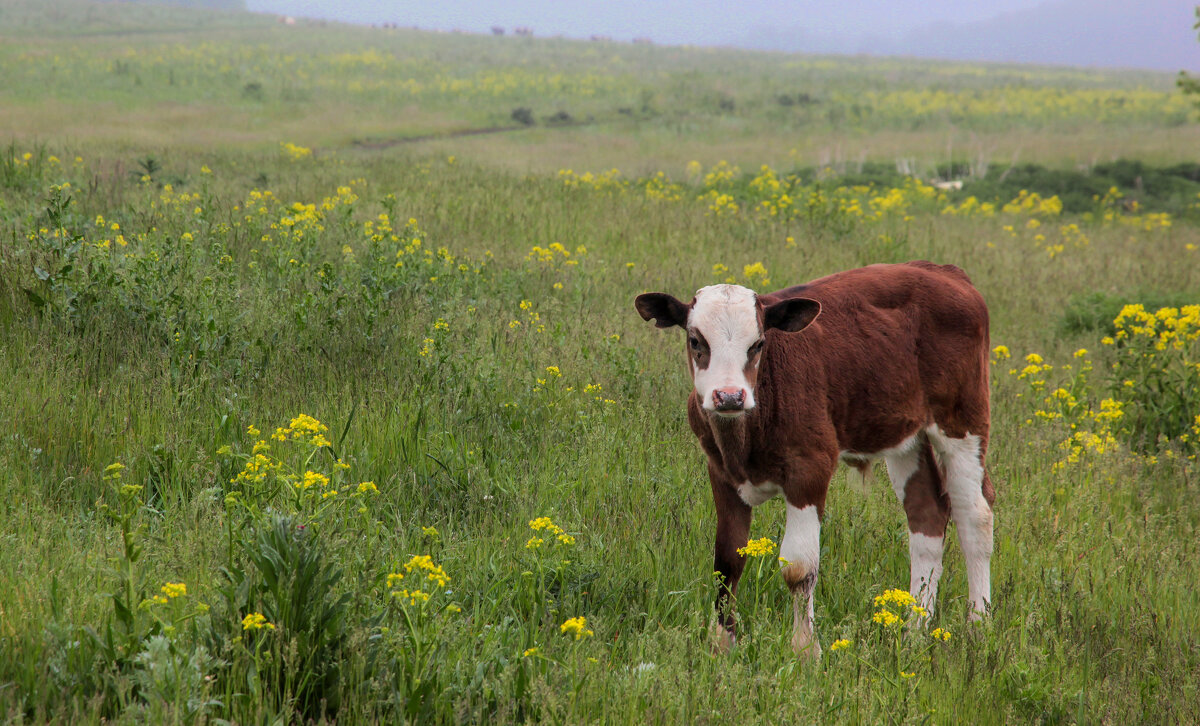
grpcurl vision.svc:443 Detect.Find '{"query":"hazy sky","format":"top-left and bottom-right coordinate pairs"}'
top-left (246, 0), bottom-right (1199, 71)
top-left (247, 0), bottom-right (1046, 42)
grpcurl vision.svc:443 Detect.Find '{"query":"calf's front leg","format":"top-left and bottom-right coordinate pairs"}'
top-left (780, 499), bottom-right (822, 659)
top-left (711, 465), bottom-right (751, 652)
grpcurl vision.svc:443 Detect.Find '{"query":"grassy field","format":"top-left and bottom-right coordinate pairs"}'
top-left (2, 1), bottom-right (1200, 723)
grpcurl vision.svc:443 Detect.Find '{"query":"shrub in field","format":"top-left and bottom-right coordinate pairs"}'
top-left (39, 463), bottom-right (213, 719)
top-left (511, 107), bottom-right (535, 125)
top-left (1105, 304), bottom-right (1200, 452)
top-left (1004, 302), bottom-right (1200, 468)
top-left (205, 514), bottom-right (352, 720)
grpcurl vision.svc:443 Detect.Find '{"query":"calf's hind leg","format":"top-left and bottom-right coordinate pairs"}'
top-left (927, 426), bottom-right (994, 619)
top-left (884, 435), bottom-right (951, 615)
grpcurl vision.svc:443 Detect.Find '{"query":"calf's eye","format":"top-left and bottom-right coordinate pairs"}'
top-left (689, 337), bottom-right (700, 350)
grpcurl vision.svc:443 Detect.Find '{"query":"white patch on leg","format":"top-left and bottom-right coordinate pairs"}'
top-left (883, 435), bottom-right (945, 615)
top-left (737, 480), bottom-right (781, 507)
top-left (881, 434), bottom-right (921, 501)
top-left (908, 532), bottom-right (944, 614)
top-left (927, 426), bottom-right (993, 618)
top-left (781, 503), bottom-right (821, 658)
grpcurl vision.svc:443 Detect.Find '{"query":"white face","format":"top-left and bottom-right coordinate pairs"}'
top-left (687, 284), bottom-right (763, 416)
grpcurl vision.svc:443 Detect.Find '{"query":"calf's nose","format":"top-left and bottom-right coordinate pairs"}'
top-left (712, 387), bottom-right (746, 411)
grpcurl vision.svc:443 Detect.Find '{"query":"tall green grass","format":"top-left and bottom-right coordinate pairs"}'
top-left (1, 136), bottom-right (1197, 723)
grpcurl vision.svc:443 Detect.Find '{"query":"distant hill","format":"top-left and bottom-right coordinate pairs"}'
top-left (246, 0), bottom-right (1196, 72)
top-left (154, 0), bottom-right (246, 9)
top-left (0, 0), bottom-right (262, 35)
top-left (744, 0), bottom-right (1199, 72)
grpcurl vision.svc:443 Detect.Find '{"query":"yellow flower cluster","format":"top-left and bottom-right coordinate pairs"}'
top-left (736, 537), bottom-right (776, 557)
top-left (301, 470), bottom-right (329, 490)
top-left (386, 554), bottom-right (450, 606)
top-left (557, 168), bottom-right (626, 194)
top-left (529, 516), bottom-right (575, 545)
top-left (560, 616), bottom-right (593, 640)
top-left (232, 453), bottom-right (278, 486)
top-left (1016, 352), bottom-right (1053, 390)
top-left (1111, 304), bottom-right (1200, 352)
top-left (830, 638), bottom-right (852, 651)
top-left (269, 413), bottom-right (330, 447)
top-left (742, 262), bottom-right (770, 288)
top-left (527, 242), bottom-right (579, 265)
top-left (642, 171), bottom-right (685, 202)
top-left (872, 588), bottom-right (927, 626)
top-left (280, 141), bottom-right (312, 160)
top-left (1001, 189), bottom-right (1062, 216)
top-left (403, 554), bottom-right (451, 588)
top-left (702, 190), bottom-right (739, 216)
top-left (703, 161), bottom-right (740, 188)
top-left (242, 612), bottom-right (275, 631)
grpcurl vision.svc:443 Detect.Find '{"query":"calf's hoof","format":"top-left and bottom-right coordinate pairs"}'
top-left (792, 630), bottom-right (822, 661)
top-left (710, 622), bottom-right (736, 655)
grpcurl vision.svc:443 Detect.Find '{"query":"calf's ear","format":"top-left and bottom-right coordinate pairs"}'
top-left (635, 293), bottom-right (689, 329)
top-left (763, 297), bottom-right (820, 333)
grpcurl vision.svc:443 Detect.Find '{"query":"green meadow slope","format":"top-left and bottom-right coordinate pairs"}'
top-left (1, 1), bottom-right (1198, 723)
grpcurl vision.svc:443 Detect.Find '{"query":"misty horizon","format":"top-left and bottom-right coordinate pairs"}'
top-left (245, 0), bottom-right (1199, 72)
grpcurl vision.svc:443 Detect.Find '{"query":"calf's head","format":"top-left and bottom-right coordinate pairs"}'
top-left (635, 284), bottom-right (820, 417)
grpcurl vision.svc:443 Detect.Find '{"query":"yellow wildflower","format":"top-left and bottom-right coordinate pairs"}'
top-left (301, 470), bottom-right (329, 489)
top-left (560, 616), bottom-right (594, 640)
top-left (242, 612), bottom-right (275, 631)
top-left (737, 537), bottom-right (777, 557)
top-left (874, 589), bottom-right (917, 608)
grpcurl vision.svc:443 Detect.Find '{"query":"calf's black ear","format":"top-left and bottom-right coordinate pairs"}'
top-left (635, 293), bottom-right (689, 329)
top-left (763, 297), bottom-right (820, 333)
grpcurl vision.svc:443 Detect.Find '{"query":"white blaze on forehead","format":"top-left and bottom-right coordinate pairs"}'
top-left (689, 284), bottom-right (761, 411)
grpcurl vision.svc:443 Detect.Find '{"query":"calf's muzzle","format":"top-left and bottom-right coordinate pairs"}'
top-left (712, 386), bottom-right (747, 412)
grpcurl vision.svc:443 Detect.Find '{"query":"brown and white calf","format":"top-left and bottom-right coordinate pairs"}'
top-left (635, 261), bottom-right (995, 657)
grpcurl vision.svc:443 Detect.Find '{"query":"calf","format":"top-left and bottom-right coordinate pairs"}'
top-left (635, 261), bottom-right (994, 657)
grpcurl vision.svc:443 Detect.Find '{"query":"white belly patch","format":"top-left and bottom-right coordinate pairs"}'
top-left (737, 480), bottom-right (782, 507)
